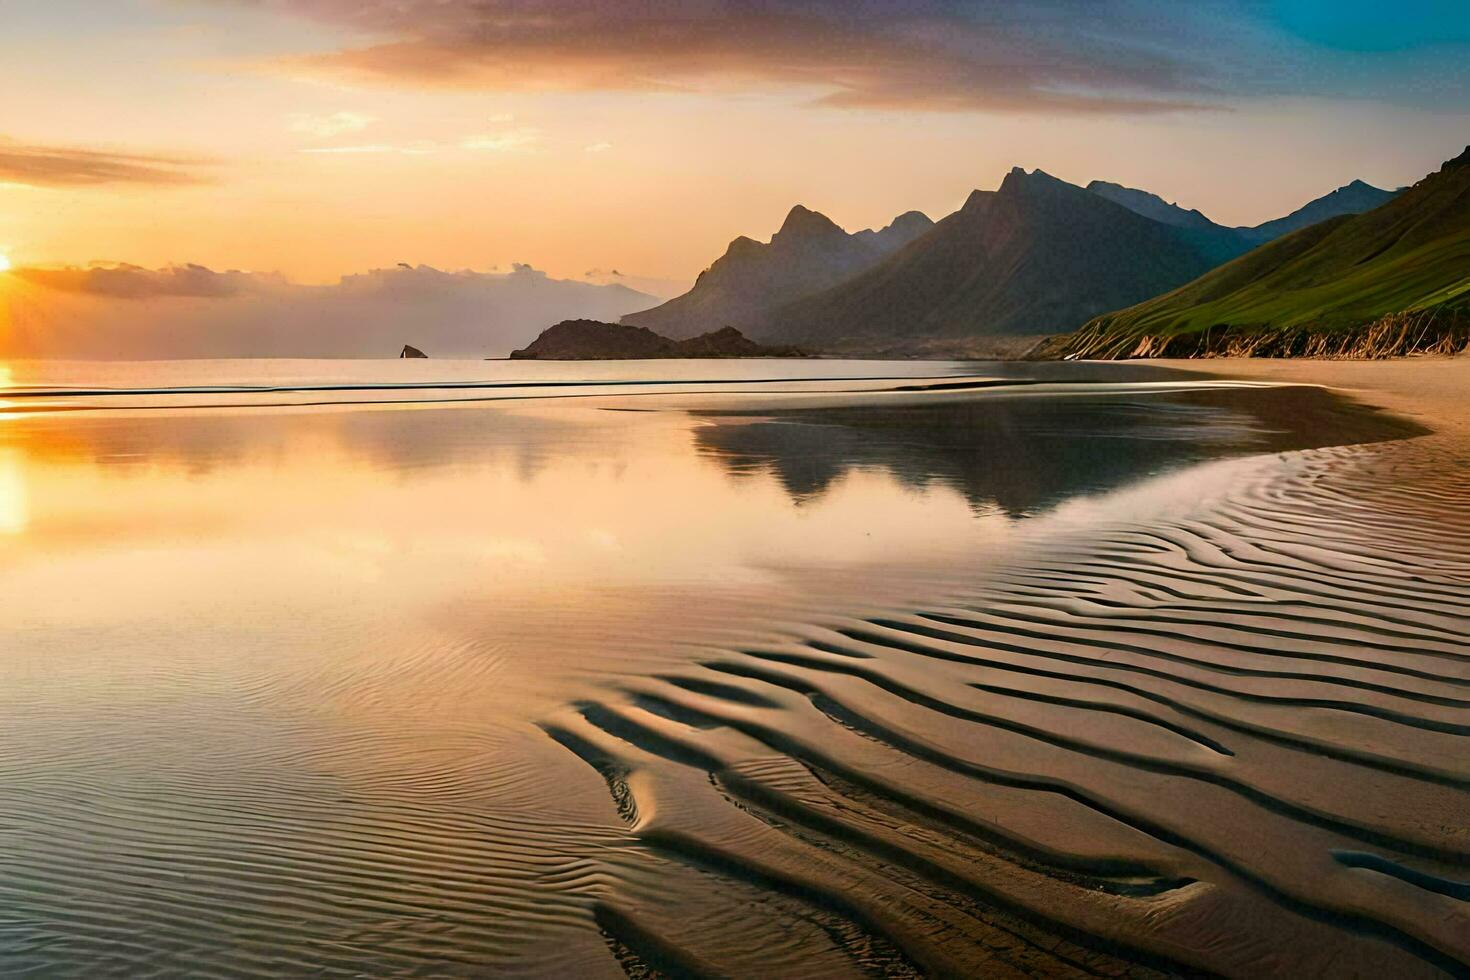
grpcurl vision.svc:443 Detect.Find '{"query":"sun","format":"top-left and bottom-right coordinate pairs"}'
top-left (0, 253), bottom-right (11, 273)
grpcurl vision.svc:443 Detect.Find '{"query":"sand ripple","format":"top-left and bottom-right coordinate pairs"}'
top-left (549, 438), bottom-right (1470, 977)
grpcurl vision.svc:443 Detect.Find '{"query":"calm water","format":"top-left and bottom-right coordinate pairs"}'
top-left (1, 359), bottom-right (1462, 976)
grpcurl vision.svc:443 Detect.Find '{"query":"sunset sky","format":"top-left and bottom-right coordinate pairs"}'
top-left (3, 0), bottom-right (1467, 285)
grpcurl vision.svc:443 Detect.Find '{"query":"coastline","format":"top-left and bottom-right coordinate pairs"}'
top-left (1147, 354), bottom-right (1470, 432)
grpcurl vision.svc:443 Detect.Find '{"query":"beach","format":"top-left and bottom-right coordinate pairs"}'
top-left (0, 356), bottom-right (1464, 976)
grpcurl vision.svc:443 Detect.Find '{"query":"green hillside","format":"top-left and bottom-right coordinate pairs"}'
top-left (1050, 146), bottom-right (1470, 358)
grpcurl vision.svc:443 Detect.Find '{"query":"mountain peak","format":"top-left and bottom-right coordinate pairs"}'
top-left (1238, 178), bottom-right (1401, 242)
top-left (884, 210), bottom-right (933, 233)
top-left (724, 235), bottom-right (764, 258)
top-left (1330, 179), bottom-right (1391, 198)
top-left (998, 168), bottom-right (1029, 194)
top-left (999, 167), bottom-right (1066, 196)
top-left (857, 210), bottom-right (935, 252)
top-left (961, 189), bottom-right (993, 212)
top-left (775, 204), bottom-right (845, 240)
top-left (622, 202), bottom-right (926, 339)
top-left (1444, 145), bottom-right (1470, 170)
top-left (993, 167), bottom-right (1076, 199)
top-left (1086, 180), bottom-right (1219, 230)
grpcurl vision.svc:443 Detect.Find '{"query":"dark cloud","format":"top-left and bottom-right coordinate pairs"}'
top-left (237, 0), bottom-right (1224, 113)
top-left (0, 140), bottom-right (206, 188)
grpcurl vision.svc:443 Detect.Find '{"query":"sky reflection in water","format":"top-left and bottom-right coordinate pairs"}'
top-left (0, 377), bottom-right (1427, 973)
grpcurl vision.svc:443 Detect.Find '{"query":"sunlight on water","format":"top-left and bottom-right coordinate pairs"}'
top-left (1, 403), bottom-right (995, 626)
top-left (0, 447), bottom-right (26, 534)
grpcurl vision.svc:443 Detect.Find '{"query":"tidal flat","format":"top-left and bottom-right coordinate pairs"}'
top-left (0, 357), bottom-right (1465, 977)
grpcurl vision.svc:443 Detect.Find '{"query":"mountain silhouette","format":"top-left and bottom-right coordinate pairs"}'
top-left (1086, 181), bottom-right (1221, 230)
top-left (1088, 178), bottom-right (1399, 248)
top-left (751, 168), bottom-right (1226, 354)
top-left (620, 205), bottom-right (932, 339)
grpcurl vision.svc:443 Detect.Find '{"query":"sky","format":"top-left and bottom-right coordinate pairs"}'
top-left (1, 0), bottom-right (1467, 285)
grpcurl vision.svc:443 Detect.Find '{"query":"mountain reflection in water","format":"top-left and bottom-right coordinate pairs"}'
top-left (693, 384), bottom-right (1425, 516)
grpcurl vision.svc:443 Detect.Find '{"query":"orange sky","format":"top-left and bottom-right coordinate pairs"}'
top-left (2, 1), bottom-right (1466, 285)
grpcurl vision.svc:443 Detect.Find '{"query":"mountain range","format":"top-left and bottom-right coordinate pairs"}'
top-left (1048, 146), bottom-right (1470, 358)
top-left (1088, 178), bottom-right (1400, 246)
top-left (621, 207), bottom-right (933, 339)
top-left (754, 168), bottom-right (1232, 355)
top-left (621, 170), bottom-right (1401, 356)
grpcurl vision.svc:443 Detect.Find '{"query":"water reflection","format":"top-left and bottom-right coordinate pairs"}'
top-left (0, 380), bottom-right (1431, 974)
top-left (694, 385), bottom-right (1425, 516)
top-left (0, 382), bottom-right (1423, 654)
top-left (0, 447), bottom-right (27, 534)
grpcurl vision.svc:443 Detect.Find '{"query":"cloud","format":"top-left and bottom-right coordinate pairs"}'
top-left (4, 261), bottom-right (659, 358)
top-left (584, 142), bottom-right (613, 153)
top-left (462, 128), bottom-right (541, 152)
top-left (15, 263), bottom-right (276, 299)
top-left (235, 0), bottom-right (1226, 114)
top-left (287, 111), bottom-right (375, 137)
top-left (0, 139), bottom-right (206, 188)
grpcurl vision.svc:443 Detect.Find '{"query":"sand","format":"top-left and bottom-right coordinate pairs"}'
top-left (0, 357), bottom-right (1465, 976)
top-left (1161, 354), bottom-right (1470, 431)
top-left (556, 357), bottom-right (1470, 976)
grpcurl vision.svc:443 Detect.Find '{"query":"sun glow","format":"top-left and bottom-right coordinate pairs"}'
top-left (0, 254), bottom-right (11, 273)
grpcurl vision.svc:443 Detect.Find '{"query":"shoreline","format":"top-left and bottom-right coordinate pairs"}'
top-left (1145, 354), bottom-right (1470, 434)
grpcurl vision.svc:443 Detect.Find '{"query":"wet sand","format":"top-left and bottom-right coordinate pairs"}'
top-left (0, 358), bottom-right (1465, 976)
top-left (559, 361), bottom-right (1470, 977)
top-left (1157, 355), bottom-right (1470, 432)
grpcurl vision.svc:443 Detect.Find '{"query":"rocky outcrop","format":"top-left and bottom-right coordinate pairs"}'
top-left (509, 320), bottom-right (809, 359)
top-left (400, 344), bottom-right (428, 358)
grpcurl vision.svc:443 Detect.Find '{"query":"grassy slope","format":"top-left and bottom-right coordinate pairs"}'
top-left (1065, 149), bottom-right (1470, 346)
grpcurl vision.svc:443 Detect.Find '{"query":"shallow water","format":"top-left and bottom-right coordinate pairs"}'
top-left (0, 360), bottom-right (1464, 976)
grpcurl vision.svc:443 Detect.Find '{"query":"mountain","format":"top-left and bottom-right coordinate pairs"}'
top-left (1087, 181), bottom-right (1218, 230)
top-left (4, 262), bottom-right (657, 359)
top-left (1238, 179), bottom-right (1402, 244)
top-left (509, 320), bottom-right (807, 359)
top-left (852, 210), bottom-right (938, 252)
top-left (1088, 177), bottom-right (1402, 261)
top-left (1046, 147), bottom-right (1470, 359)
top-left (751, 168), bottom-right (1229, 355)
top-left (619, 205), bottom-right (933, 339)
top-left (620, 173), bottom-right (1398, 358)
